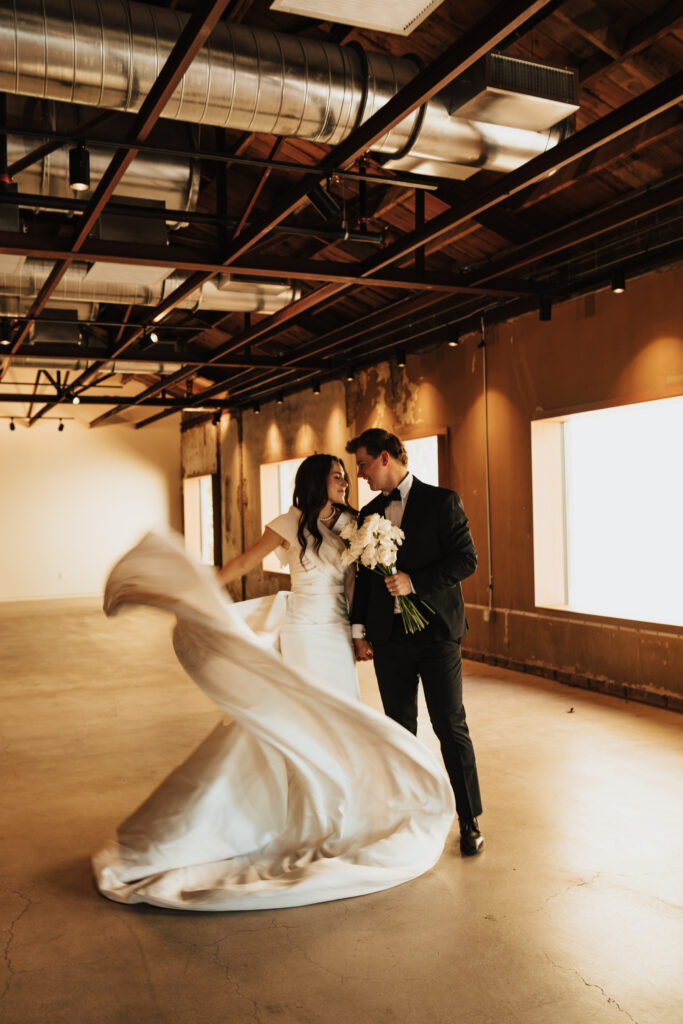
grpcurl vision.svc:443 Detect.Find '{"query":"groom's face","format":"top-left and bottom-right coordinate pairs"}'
top-left (353, 446), bottom-right (391, 491)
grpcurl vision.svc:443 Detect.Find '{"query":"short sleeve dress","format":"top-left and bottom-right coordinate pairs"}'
top-left (266, 506), bottom-right (358, 700)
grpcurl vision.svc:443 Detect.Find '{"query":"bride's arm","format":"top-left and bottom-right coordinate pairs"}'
top-left (216, 528), bottom-right (288, 585)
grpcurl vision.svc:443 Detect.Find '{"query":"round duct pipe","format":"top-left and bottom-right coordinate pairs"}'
top-left (0, 0), bottom-right (573, 178)
top-left (0, 260), bottom-right (301, 314)
top-left (6, 134), bottom-right (200, 227)
top-left (12, 355), bottom-right (184, 373)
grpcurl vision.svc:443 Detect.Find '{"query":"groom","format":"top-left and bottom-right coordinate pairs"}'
top-left (346, 428), bottom-right (484, 856)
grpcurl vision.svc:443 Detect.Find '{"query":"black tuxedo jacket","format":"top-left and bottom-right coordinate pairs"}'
top-left (350, 477), bottom-right (477, 644)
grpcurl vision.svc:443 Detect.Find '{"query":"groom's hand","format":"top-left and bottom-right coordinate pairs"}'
top-left (385, 571), bottom-right (413, 596)
top-left (353, 638), bottom-right (374, 661)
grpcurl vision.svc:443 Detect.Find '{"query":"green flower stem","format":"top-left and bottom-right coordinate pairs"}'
top-left (368, 564), bottom-right (434, 634)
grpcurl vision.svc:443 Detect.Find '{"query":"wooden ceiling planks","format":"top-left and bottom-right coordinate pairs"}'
top-left (3, 0), bottom-right (682, 422)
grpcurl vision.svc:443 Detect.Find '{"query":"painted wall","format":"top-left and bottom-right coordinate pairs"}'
top-left (194, 265), bottom-right (683, 704)
top-left (0, 417), bottom-right (181, 601)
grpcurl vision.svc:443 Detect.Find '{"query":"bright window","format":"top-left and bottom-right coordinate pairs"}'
top-left (531, 396), bottom-right (683, 626)
top-left (357, 434), bottom-right (440, 507)
top-left (260, 456), bottom-right (305, 573)
top-left (183, 474), bottom-right (215, 565)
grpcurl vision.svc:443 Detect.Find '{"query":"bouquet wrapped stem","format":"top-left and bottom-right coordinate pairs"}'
top-left (383, 567), bottom-right (433, 635)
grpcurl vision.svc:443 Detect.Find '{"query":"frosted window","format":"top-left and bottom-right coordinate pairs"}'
top-left (260, 456), bottom-right (305, 573)
top-left (357, 435), bottom-right (439, 508)
top-left (183, 474), bottom-right (214, 565)
top-left (532, 396), bottom-right (683, 627)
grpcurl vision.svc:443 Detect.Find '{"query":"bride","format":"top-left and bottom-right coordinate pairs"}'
top-left (217, 453), bottom-right (360, 700)
top-left (93, 454), bottom-right (455, 912)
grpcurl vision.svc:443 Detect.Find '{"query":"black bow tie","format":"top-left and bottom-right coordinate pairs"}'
top-left (380, 488), bottom-right (402, 508)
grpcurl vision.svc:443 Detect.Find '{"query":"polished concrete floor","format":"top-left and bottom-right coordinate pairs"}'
top-left (1, 599), bottom-right (682, 1024)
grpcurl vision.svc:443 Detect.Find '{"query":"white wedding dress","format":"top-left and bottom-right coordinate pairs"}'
top-left (92, 525), bottom-right (455, 912)
top-left (266, 507), bottom-right (359, 701)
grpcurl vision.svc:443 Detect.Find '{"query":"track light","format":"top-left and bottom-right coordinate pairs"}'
top-left (72, 395), bottom-right (80, 405)
top-left (277, 392), bottom-right (284, 405)
top-left (58, 420), bottom-right (64, 432)
top-left (149, 331), bottom-right (159, 344)
top-left (611, 266), bottom-right (626, 294)
top-left (345, 366), bottom-right (354, 382)
top-left (9, 418), bottom-right (15, 431)
top-left (253, 402), bottom-right (260, 415)
top-left (308, 182), bottom-right (342, 220)
top-left (69, 142), bottom-right (90, 192)
top-left (448, 326), bottom-right (460, 348)
top-left (539, 296), bottom-right (552, 321)
top-left (396, 348), bottom-right (407, 368)
top-left (312, 381), bottom-right (321, 395)
top-left (0, 319), bottom-right (11, 346)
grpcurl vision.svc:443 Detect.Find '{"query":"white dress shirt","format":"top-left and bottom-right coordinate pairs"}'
top-left (352, 473), bottom-right (413, 638)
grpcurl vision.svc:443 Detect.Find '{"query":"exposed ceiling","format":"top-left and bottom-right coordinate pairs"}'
top-left (0, 0), bottom-right (682, 429)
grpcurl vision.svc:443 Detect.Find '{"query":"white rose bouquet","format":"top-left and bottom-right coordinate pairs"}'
top-left (339, 513), bottom-right (433, 634)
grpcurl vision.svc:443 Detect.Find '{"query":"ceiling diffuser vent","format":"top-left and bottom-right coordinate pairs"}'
top-left (270, 0), bottom-right (446, 36)
top-left (448, 53), bottom-right (579, 132)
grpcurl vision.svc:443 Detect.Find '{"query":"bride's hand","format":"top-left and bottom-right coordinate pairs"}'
top-left (353, 638), bottom-right (374, 662)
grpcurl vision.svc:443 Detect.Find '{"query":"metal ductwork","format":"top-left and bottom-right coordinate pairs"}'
top-left (12, 355), bottom-right (184, 373)
top-left (0, 259), bottom-right (300, 315)
top-left (0, 0), bottom-right (579, 181)
top-left (6, 133), bottom-right (199, 226)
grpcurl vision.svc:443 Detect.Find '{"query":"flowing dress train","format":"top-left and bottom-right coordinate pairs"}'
top-left (92, 530), bottom-right (455, 911)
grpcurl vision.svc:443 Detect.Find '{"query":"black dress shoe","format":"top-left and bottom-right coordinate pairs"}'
top-left (459, 817), bottom-right (484, 856)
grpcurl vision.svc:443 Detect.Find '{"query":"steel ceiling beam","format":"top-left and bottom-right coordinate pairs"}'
top-left (1, 0), bottom-right (235, 372)
top-left (9, 342), bottom-right (328, 371)
top-left (0, 229), bottom-right (537, 295)
top-left (579, 0), bottom-right (683, 87)
top-left (172, 70), bottom-right (683, 415)
top-left (115, 0), bottom-right (557, 337)
top-left (5, 126), bottom-right (439, 191)
top-left (84, 0), bottom-right (559, 426)
top-left (214, 0), bottom-right (556, 267)
top-left (462, 173), bottom-right (683, 286)
top-left (201, 233), bottom-right (683, 417)
top-left (6, 111), bottom-right (117, 177)
top-left (166, 172), bottom-right (683, 415)
top-left (0, 392), bottom-right (225, 409)
top-left (9, 0), bottom-right (236, 419)
top-left (514, 107), bottom-right (683, 210)
top-left (192, 70), bottom-right (683, 359)
top-left (358, 71), bottom-right (683, 278)
top-left (87, 64), bottom-right (683, 430)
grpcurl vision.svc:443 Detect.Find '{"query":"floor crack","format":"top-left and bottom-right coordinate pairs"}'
top-left (544, 952), bottom-right (640, 1023)
top-left (1, 890), bottom-right (34, 1001)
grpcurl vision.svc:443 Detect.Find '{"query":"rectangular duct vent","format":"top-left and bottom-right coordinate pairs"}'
top-left (270, 0), bottom-right (446, 35)
top-left (31, 311), bottom-right (81, 346)
top-left (448, 53), bottom-right (579, 132)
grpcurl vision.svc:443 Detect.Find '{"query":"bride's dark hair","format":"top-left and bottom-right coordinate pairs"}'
top-left (293, 454), bottom-right (355, 563)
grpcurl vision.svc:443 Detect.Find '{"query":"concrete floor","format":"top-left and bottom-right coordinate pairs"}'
top-left (1, 599), bottom-right (682, 1024)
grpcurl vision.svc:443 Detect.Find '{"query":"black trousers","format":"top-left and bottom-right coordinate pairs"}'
top-left (372, 618), bottom-right (482, 821)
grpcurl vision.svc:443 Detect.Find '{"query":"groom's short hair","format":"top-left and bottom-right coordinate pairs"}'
top-left (346, 428), bottom-right (408, 466)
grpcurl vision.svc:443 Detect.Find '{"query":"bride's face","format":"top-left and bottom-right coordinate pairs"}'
top-left (326, 461), bottom-right (348, 504)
